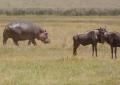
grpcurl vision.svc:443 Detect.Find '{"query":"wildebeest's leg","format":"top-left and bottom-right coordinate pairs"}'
top-left (92, 44), bottom-right (94, 56)
top-left (95, 44), bottom-right (97, 57)
top-left (12, 38), bottom-right (19, 46)
top-left (73, 41), bottom-right (80, 55)
top-left (92, 44), bottom-right (97, 57)
top-left (111, 46), bottom-right (113, 59)
top-left (115, 47), bottom-right (117, 59)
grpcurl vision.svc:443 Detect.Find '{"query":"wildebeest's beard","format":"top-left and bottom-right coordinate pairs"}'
top-left (38, 32), bottom-right (50, 44)
top-left (98, 33), bottom-right (105, 43)
top-left (98, 28), bottom-right (107, 43)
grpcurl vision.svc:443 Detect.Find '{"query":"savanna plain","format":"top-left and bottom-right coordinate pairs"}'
top-left (0, 15), bottom-right (120, 85)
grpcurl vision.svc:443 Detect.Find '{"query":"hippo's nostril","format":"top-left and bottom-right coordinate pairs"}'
top-left (44, 39), bottom-right (50, 44)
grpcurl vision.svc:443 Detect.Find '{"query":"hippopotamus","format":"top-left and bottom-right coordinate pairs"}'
top-left (3, 21), bottom-right (50, 46)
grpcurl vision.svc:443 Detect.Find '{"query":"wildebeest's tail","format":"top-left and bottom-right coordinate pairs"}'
top-left (73, 35), bottom-right (79, 55)
top-left (3, 25), bottom-right (9, 45)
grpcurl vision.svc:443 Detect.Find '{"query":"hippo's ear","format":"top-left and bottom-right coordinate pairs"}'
top-left (45, 30), bottom-right (46, 32)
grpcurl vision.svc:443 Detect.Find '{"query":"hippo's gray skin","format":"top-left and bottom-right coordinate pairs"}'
top-left (3, 21), bottom-right (50, 46)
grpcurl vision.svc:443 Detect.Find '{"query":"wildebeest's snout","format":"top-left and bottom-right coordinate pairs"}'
top-left (98, 33), bottom-right (105, 43)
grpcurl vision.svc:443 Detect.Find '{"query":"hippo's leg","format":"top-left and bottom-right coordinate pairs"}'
top-left (28, 38), bottom-right (37, 45)
top-left (28, 40), bottom-right (32, 45)
top-left (28, 38), bottom-right (37, 46)
top-left (12, 38), bottom-right (19, 46)
top-left (31, 39), bottom-right (37, 46)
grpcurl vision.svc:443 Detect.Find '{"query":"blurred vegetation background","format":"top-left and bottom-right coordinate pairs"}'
top-left (0, 0), bottom-right (119, 15)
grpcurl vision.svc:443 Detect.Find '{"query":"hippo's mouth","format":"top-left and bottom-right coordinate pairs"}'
top-left (42, 39), bottom-right (50, 44)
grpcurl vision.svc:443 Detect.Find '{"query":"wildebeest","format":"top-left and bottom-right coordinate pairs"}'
top-left (73, 27), bottom-right (106, 57)
top-left (102, 31), bottom-right (120, 59)
top-left (3, 21), bottom-right (50, 46)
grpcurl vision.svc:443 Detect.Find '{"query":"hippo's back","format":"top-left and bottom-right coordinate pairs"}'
top-left (4, 20), bottom-right (42, 41)
top-left (7, 21), bottom-right (40, 33)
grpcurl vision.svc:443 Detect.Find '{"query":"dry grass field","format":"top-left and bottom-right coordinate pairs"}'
top-left (0, 15), bottom-right (120, 85)
top-left (0, 0), bottom-right (120, 9)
